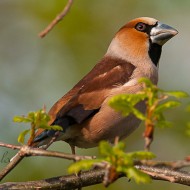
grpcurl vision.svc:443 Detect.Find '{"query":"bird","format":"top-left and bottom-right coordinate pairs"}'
top-left (30, 17), bottom-right (178, 154)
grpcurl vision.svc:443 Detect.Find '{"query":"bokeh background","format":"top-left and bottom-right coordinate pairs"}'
top-left (0, 0), bottom-right (190, 189)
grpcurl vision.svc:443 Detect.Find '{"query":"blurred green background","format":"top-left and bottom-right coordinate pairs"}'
top-left (0, 0), bottom-right (190, 189)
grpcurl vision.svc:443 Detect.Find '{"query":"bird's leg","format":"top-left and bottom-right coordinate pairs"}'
top-left (69, 144), bottom-right (82, 190)
top-left (114, 136), bottom-right (120, 145)
top-left (70, 144), bottom-right (76, 155)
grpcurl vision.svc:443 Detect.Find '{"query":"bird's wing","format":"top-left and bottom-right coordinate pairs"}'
top-left (49, 56), bottom-right (135, 124)
top-left (32, 57), bottom-right (135, 142)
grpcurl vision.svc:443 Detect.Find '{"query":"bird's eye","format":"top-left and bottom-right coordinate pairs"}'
top-left (135, 22), bottom-right (146, 32)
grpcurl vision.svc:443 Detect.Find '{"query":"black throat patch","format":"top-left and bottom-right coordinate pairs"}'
top-left (148, 41), bottom-right (162, 67)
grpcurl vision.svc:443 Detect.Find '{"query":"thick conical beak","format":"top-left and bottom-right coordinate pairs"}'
top-left (150, 22), bottom-right (178, 45)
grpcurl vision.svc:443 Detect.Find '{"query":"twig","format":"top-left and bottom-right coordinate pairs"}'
top-left (27, 123), bottom-right (36, 146)
top-left (39, 0), bottom-right (74, 38)
top-left (19, 145), bottom-right (95, 161)
top-left (0, 143), bottom-right (95, 161)
top-left (0, 142), bottom-right (21, 150)
top-left (143, 107), bottom-right (155, 151)
top-left (140, 159), bottom-right (190, 170)
top-left (41, 131), bottom-right (61, 150)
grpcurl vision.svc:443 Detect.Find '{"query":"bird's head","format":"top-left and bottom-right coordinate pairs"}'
top-left (106, 17), bottom-right (178, 66)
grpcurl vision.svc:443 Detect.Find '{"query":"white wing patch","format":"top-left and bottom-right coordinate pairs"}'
top-left (123, 78), bottom-right (138, 87)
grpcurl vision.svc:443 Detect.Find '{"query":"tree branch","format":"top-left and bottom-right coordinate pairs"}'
top-left (38, 0), bottom-right (74, 38)
top-left (0, 143), bottom-right (95, 181)
top-left (0, 153), bottom-right (23, 181)
top-left (136, 165), bottom-right (190, 185)
top-left (0, 142), bottom-right (20, 150)
top-left (1, 142), bottom-right (190, 188)
top-left (0, 165), bottom-right (190, 189)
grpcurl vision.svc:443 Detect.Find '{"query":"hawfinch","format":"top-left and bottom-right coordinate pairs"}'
top-left (31, 17), bottom-right (178, 153)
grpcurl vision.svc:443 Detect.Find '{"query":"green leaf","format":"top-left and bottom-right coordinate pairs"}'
top-left (132, 108), bottom-right (146, 120)
top-left (138, 78), bottom-right (154, 88)
top-left (14, 109), bottom-right (64, 146)
top-left (68, 159), bottom-right (102, 174)
top-left (13, 116), bottom-right (32, 123)
top-left (113, 141), bottom-right (126, 151)
top-left (50, 125), bottom-right (63, 131)
top-left (36, 124), bottom-right (63, 131)
top-left (155, 101), bottom-right (181, 113)
top-left (126, 167), bottom-right (151, 184)
top-left (28, 112), bottom-right (35, 121)
top-left (99, 141), bottom-right (113, 156)
top-left (109, 94), bottom-right (146, 117)
top-left (156, 120), bottom-right (171, 128)
top-left (121, 155), bottom-right (133, 166)
top-left (17, 129), bottom-right (30, 144)
top-left (164, 91), bottom-right (189, 98)
top-left (112, 142), bottom-right (126, 158)
top-left (127, 151), bottom-right (156, 160)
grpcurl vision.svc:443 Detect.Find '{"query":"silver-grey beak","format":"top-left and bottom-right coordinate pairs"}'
top-left (150, 22), bottom-right (178, 45)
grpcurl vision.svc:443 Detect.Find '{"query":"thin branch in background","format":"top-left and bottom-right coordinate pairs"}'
top-left (38, 0), bottom-right (74, 38)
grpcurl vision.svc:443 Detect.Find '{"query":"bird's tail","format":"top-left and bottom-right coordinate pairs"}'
top-left (28, 117), bottom-right (74, 148)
